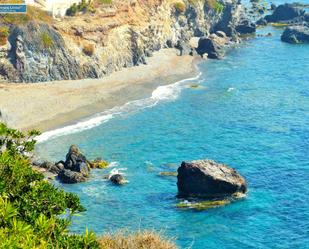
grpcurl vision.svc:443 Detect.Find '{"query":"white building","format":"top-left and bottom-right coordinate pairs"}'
top-left (25, 0), bottom-right (82, 17)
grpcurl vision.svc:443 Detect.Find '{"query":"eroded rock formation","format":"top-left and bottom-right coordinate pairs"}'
top-left (0, 0), bottom-right (255, 83)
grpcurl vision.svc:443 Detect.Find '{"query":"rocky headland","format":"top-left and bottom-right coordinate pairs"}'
top-left (0, 0), bottom-right (255, 83)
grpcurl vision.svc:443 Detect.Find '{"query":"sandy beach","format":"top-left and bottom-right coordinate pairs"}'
top-left (0, 49), bottom-right (199, 132)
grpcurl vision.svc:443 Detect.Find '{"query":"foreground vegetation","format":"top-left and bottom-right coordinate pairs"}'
top-left (99, 230), bottom-right (177, 249)
top-left (0, 123), bottom-right (177, 248)
top-left (0, 123), bottom-right (98, 248)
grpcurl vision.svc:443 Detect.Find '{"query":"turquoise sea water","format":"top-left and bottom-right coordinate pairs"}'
top-left (37, 22), bottom-right (309, 248)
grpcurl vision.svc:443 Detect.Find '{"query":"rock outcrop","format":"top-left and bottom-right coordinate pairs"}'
top-left (110, 174), bottom-right (127, 185)
top-left (0, 0), bottom-right (255, 83)
top-left (177, 160), bottom-right (247, 198)
top-left (213, 1), bottom-right (256, 37)
top-left (265, 3), bottom-right (306, 23)
top-left (281, 25), bottom-right (309, 44)
top-left (196, 33), bottom-right (228, 59)
top-left (31, 145), bottom-right (109, 183)
top-left (58, 169), bottom-right (88, 184)
top-left (57, 145), bottom-right (90, 183)
top-left (6, 23), bottom-right (83, 83)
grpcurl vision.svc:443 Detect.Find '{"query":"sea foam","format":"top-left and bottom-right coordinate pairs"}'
top-left (36, 72), bottom-right (202, 143)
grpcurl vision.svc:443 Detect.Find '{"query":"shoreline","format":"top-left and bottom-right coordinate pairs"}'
top-left (0, 49), bottom-right (200, 134)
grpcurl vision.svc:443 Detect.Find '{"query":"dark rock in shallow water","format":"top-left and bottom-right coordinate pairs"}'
top-left (51, 161), bottom-right (65, 174)
top-left (64, 145), bottom-right (89, 177)
top-left (58, 169), bottom-right (87, 184)
top-left (256, 18), bottom-right (268, 26)
top-left (265, 3), bottom-right (305, 23)
top-left (196, 37), bottom-right (224, 59)
top-left (236, 19), bottom-right (256, 34)
top-left (214, 2), bottom-right (255, 37)
top-left (110, 174), bottom-right (127, 185)
top-left (54, 145), bottom-right (90, 183)
top-left (177, 160), bottom-right (247, 198)
top-left (281, 25), bottom-right (309, 43)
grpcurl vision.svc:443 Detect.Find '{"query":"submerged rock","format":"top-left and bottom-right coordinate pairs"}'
top-left (236, 19), bottom-right (256, 34)
top-left (159, 172), bottom-right (178, 177)
top-left (110, 174), bottom-right (127, 185)
top-left (176, 199), bottom-right (230, 211)
top-left (281, 25), bottom-right (309, 44)
top-left (177, 160), bottom-right (247, 198)
top-left (88, 158), bottom-right (109, 169)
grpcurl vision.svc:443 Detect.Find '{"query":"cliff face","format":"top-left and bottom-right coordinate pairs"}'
top-left (0, 0), bottom-right (254, 83)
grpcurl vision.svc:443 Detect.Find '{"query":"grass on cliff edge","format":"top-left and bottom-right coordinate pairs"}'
top-left (0, 6), bottom-right (52, 26)
top-left (0, 123), bottom-right (177, 249)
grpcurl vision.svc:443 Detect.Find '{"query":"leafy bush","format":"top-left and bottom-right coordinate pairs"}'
top-left (174, 1), bottom-right (186, 13)
top-left (213, 1), bottom-right (224, 13)
top-left (98, 0), bottom-right (113, 4)
top-left (0, 26), bottom-right (9, 46)
top-left (41, 32), bottom-right (54, 49)
top-left (0, 123), bottom-right (99, 248)
top-left (66, 3), bottom-right (78, 16)
top-left (0, 122), bottom-right (39, 156)
top-left (66, 0), bottom-right (95, 16)
top-left (206, 0), bottom-right (224, 13)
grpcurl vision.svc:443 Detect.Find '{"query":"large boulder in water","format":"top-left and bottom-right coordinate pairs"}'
top-left (196, 34), bottom-right (227, 59)
top-left (58, 169), bottom-right (87, 184)
top-left (57, 145), bottom-right (90, 183)
top-left (64, 145), bottom-right (90, 177)
top-left (110, 174), bottom-right (127, 185)
top-left (265, 3), bottom-right (305, 23)
top-left (281, 25), bottom-right (309, 44)
top-left (177, 160), bottom-right (247, 198)
top-left (235, 19), bottom-right (256, 34)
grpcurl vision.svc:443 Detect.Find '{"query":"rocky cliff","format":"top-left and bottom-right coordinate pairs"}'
top-left (0, 0), bottom-right (255, 83)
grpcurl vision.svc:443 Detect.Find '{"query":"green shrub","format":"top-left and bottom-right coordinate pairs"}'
top-left (214, 1), bottom-right (224, 13)
top-left (0, 123), bottom-right (99, 248)
top-left (174, 1), bottom-right (186, 13)
top-left (98, 0), bottom-right (113, 4)
top-left (66, 3), bottom-right (78, 16)
top-left (206, 0), bottom-right (224, 13)
top-left (0, 123), bottom-right (40, 156)
top-left (66, 0), bottom-right (96, 16)
top-left (0, 26), bottom-right (9, 46)
top-left (41, 32), bottom-right (54, 49)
